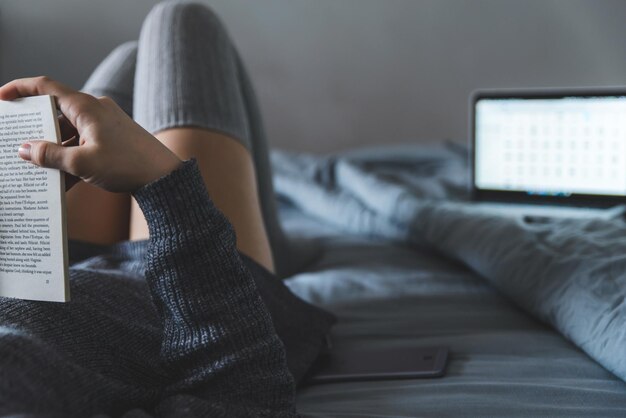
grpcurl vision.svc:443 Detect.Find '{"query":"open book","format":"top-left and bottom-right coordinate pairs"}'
top-left (0, 95), bottom-right (69, 302)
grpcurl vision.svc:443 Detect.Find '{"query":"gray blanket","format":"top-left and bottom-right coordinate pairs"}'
top-left (273, 142), bottom-right (626, 384)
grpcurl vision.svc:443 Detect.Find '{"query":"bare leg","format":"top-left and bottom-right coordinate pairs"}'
top-left (131, 2), bottom-right (282, 271)
top-left (69, 4), bottom-right (278, 271)
top-left (76, 23), bottom-right (274, 267)
top-left (132, 2), bottom-right (322, 276)
top-left (66, 183), bottom-right (130, 244)
top-left (129, 128), bottom-right (274, 272)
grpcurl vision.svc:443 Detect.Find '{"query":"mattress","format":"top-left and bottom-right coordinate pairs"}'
top-left (274, 145), bottom-right (626, 417)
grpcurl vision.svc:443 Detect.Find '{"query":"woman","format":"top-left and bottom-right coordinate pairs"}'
top-left (0, 2), bottom-right (334, 416)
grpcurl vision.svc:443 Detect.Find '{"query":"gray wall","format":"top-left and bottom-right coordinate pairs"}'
top-left (1, 0), bottom-right (625, 153)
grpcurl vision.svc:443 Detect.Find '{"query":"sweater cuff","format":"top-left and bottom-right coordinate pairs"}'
top-left (132, 159), bottom-right (224, 240)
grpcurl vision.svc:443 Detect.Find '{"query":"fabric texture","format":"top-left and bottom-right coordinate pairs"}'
top-left (275, 196), bottom-right (626, 417)
top-left (68, 240), bottom-right (336, 388)
top-left (0, 1), bottom-right (338, 415)
top-left (0, 159), bottom-right (334, 416)
top-left (273, 142), bottom-right (626, 385)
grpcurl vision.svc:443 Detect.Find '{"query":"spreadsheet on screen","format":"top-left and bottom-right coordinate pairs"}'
top-left (474, 97), bottom-right (626, 196)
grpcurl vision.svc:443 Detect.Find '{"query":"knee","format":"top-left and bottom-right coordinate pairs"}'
top-left (142, 1), bottom-right (228, 39)
top-left (111, 40), bottom-right (138, 57)
top-left (103, 41), bottom-right (138, 65)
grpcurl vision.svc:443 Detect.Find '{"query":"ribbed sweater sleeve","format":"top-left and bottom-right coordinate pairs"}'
top-left (131, 159), bottom-right (297, 417)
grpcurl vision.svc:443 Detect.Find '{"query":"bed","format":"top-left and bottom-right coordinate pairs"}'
top-left (271, 142), bottom-right (626, 417)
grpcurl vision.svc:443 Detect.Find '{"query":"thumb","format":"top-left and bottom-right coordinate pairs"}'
top-left (18, 140), bottom-right (79, 173)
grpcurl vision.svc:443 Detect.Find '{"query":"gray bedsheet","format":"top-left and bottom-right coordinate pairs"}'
top-left (274, 144), bottom-right (626, 417)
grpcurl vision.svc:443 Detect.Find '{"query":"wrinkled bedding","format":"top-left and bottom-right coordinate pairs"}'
top-left (273, 143), bottom-right (626, 416)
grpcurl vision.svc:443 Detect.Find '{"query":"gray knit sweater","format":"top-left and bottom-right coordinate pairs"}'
top-left (0, 160), bottom-right (333, 417)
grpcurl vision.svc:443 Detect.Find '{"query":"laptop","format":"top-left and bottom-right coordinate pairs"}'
top-left (470, 87), bottom-right (626, 218)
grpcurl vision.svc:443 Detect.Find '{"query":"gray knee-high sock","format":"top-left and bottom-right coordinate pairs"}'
top-left (133, 2), bottom-right (321, 277)
top-left (82, 41), bottom-right (137, 117)
top-left (134, 2), bottom-right (249, 143)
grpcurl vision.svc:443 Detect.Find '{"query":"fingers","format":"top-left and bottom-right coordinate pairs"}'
top-left (0, 76), bottom-right (96, 128)
top-left (18, 140), bottom-right (81, 175)
top-left (0, 76), bottom-right (70, 100)
top-left (2, 77), bottom-right (87, 191)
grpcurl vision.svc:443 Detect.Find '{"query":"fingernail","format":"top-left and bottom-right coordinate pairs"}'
top-left (18, 143), bottom-right (31, 160)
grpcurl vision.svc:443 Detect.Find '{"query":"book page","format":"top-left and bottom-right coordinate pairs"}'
top-left (0, 96), bottom-right (68, 302)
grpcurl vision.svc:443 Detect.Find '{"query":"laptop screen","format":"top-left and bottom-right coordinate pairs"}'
top-left (473, 91), bottom-right (626, 205)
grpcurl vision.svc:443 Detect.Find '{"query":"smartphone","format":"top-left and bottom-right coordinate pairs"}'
top-left (306, 345), bottom-right (449, 384)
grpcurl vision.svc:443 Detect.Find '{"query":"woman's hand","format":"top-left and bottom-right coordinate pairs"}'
top-left (0, 76), bottom-right (181, 193)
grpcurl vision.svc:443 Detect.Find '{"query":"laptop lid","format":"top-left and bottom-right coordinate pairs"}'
top-left (470, 87), bottom-right (626, 207)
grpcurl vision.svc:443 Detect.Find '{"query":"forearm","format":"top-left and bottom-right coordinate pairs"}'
top-left (132, 160), bottom-right (296, 415)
